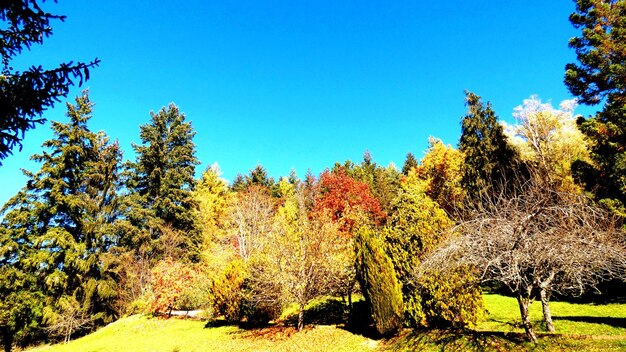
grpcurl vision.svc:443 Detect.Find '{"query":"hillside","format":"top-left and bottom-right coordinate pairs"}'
top-left (27, 294), bottom-right (626, 352)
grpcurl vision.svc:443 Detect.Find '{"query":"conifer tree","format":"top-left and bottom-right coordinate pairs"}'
top-left (401, 152), bottom-right (418, 175)
top-left (124, 104), bottom-right (200, 262)
top-left (229, 165), bottom-right (275, 193)
top-left (355, 227), bottom-right (403, 336)
top-left (350, 152), bottom-right (401, 216)
top-left (565, 0), bottom-right (626, 216)
top-left (459, 91), bottom-right (523, 202)
top-left (0, 1), bottom-right (100, 163)
top-left (385, 170), bottom-right (483, 328)
top-left (193, 164), bottom-right (233, 270)
top-left (230, 173), bottom-right (247, 192)
top-left (0, 92), bottom-right (123, 350)
top-left (247, 164), bottom-right (274, 188)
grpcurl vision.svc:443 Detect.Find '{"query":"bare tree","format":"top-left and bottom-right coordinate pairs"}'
top-left (420, 174), bottom-right (626, 343)
top-left (227, 185), bottom-right (275, 261)
top-left (44, 296), bottom-right (94, 344)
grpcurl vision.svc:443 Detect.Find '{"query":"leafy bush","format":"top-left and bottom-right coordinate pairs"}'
top-left (150, 259), bottom-right (202, 315)
top-left (210, 259), bottom-right (246, 322)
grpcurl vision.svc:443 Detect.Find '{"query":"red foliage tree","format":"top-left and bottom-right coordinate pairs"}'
top-left (314, 168), bottom-right (386, 234)
top-left (150, 258), bottom-right (197, 315)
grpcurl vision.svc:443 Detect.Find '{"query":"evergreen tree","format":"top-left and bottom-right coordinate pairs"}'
top-left (230, 173), bottom-right (247, 192)
top-left (350, 152), bottom-right (401, 216)
top-left (0, 92), bottom-right (123, 350)
top-left (565, 0), bottom-right (626, 216)
top-left (459, 91), bottom-right (523, 202)
top-left (385, 170), bottom-right (483, 328)
top-left (355, 227), bottom-right (403, 336)
top-left (401, 152), bottom-right (418, 175)
top-left (125, 104), bottom-right (200, 262)
top-left (247, 164), bottom-right (274, 188)
top-left (0, 1), bottom-right (99, 163)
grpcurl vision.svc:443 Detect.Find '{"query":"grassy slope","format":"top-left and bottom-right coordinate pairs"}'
top-left (27, 315), bottom-right (377, 352)
top-left (27, 294), bottom-right (626, 352)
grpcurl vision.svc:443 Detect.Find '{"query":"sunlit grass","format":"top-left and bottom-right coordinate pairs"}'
top-left (387, 294), bottom-right (626, 351)
top-left (27, 314), bottom-right (377, 352)
top-left (26, 294), bottom-right (626, 352)
top-left (479, 293), bottom-right (626, 336)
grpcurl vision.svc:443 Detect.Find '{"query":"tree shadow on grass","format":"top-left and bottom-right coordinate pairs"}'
top-left (228, 325), bottom-right (299, 342)
top-left (282, 298), bottom-right (347, 326)
top-left (204, 319), bottom-right (233, 328)
top-left (386, 329), bottom-right (532, 352)
top-left (553, 316), bottom-right (626, 329)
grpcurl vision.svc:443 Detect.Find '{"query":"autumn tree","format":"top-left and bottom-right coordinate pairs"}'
top-left (210, 259), bottom-right (247, 322)
top-left (504, 96), bottom-right (590, 192)
top-left (0, 92), bottom-right (123, 350)
top-left (459, 91), bottom-right (524, 202)
top-left (423, 173), bottom-right (626, 342)
top-left (0, 0), bottom-right (99, 163)
top-left (565, 0), bottom-right (626, 216)
top-left (248, 183), bottom-right (349, 330)
top-left (149, 258), bottom-right (205, 316)
top-left (193, 163), bottom-right (232, 268)
top-left (227, 185), bottom-right (275, 261)
top-left (414, 137), bottom-right (465, 215)
top-left (314, 168), bottom-right (386, 235)
top-left (124, 104), bottom-right (200, 262)
top-left (384, 170), bottom-right (483, 328)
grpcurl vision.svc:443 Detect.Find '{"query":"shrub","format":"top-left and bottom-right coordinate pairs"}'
top-left (355, 227), bottom-right (404, 336)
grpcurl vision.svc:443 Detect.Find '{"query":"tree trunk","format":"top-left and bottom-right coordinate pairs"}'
top-left (297, 304), bottom-right (305, 331)
top-left (347, 289), bottom-right (352, 310)
top-left (540, 288), bottom-right (555, 332)
top-left (1, 327), bottom-right (13, 352)
top-left (516, 294), bottom-right (538, 343)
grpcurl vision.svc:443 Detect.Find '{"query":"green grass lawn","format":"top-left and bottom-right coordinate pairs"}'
top-left (27, 314), bottom-right (378, 352)
top-left (26, 294), bottom-right (626, 352)
top-left (388, 293), bottom-right (626, 351)
top-left (479, 293), bottom-right (626, 336)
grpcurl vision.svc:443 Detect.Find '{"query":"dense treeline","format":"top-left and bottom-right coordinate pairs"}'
top-left (2, 0), bottom-right (626, 350)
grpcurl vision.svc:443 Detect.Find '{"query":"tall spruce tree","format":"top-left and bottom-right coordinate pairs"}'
top-left (0, 92), bottom-right (123, 350)
top-left (125, 104), bottom-right (200, 262)
top-left (565, 0), bottom-right (626, 216)
top-left (459, 91), bottom-right (523, 202)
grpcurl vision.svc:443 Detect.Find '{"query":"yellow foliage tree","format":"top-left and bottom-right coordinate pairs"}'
top-left (503, 96), bottom-right (591, 192)
top-left (415, 137), bottom-right (465, 215)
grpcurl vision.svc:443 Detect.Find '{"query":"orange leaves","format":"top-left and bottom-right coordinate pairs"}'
top-left (150, 258), bottom-right (200, 315)
top-left (314, 168), bottom-right (385, 235)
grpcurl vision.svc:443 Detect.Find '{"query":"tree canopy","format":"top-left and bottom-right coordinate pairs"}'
top-left (566, 0), bottom-right (626, 216)
top-left (0, 0), bottom-right (99, 164)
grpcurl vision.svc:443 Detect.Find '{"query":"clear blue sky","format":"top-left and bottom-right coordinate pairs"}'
top-left (0, 1), bottom-right (598, 207)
